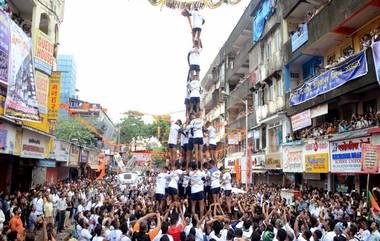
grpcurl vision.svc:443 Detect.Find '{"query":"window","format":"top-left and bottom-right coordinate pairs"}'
top-left (39, 13), bottom-right (50, 35)
top-left (262, 126), bottom-right (266, 149)
top-left (269, 83), bottom-right (275, 101)
top-left (264, 41), bottom-right (271, 60)
top-left (254, 91), bottom-right (259, 107)
top-left (277, 79), bottom-right (283, 97)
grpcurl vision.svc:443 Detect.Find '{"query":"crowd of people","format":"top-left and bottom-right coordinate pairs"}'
top-left (2, 171), bottom-right (380, 241)
top-left (290, 112), bottom-right (380, 141)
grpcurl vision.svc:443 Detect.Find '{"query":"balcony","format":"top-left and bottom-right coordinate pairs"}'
top-left (285, 0), bottom-right (380, 62)
top-left (204, 89), bottom-right (221, 114)
top-left (228, 111), bottom-right (256, 131)
top-left (226, 78), bottom-right (253, 110)
top-left (286, 48), bottom-right (377, 116)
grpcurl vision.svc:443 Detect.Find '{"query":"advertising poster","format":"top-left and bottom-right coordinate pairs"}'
top-left (35, 71), bottom-right (49, 114)
top-left (48, 72), bottom-right (61, 119)
top-left (5, 21), bottom-right (40, 121)
top-left (80, 149), bottom-right (89, 163)
top-left (330, 137), bottom-right (370, 173)
top-left (0, 10), bottom-right (10, 84)
top-left (361, 143), bottom-right (380, 174)
top-left (304, 140), bottom-right (329, 173)
top-left (33, 30), bottom-right (54, 75)
top-left (282, 145), bottom-right (304, 172)
top-left (69, 145), bottom-right (80, 167)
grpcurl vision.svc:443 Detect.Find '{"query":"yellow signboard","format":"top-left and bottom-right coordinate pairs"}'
top-left (304, 153), bottom-right (329, 173)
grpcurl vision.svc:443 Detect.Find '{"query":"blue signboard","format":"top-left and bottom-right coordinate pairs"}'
top-left (289, 52), bottom-right (368, 106)
top-left (291, 23), bottom-right (308, 52)
top-left (38, 160), bottom-right (56, 168)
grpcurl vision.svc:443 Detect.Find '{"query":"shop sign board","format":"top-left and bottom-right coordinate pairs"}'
top-left (282, 145), bottom-right (304, 172)
top-left (330, 137), bottom-right (370, 173)
top-left (304, 140), bottom-right (329, 173)
top-left (265, 153), bottom-right (282, 169)
top-left (54, 140), bottom-right (70, 162)
top-left (21, 129), bottom-right (49, 159)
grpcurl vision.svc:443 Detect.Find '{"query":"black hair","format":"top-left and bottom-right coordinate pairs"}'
top-left (213, 221), bottom-right (223, 235)
top-left (191, 161), bottom-right (198, 171)
top-left (304, 230), bottom-right (312, 241)
top-left (161, 221), bottom-right (169, 234)
top-left (180, 231), bottom-right (186, 241)
top-left (235, 228), bottom-right (243, 238)
top-left (251, 230), bottom-right (261, 241)
top-left (160, 235), bottom-right (170, 241)
top-left (314, 230), bottom-right (323, 241)
top-left (94, 224), bottom-right (102, 236)
top-left (277, 229), bottom-right (287, 241)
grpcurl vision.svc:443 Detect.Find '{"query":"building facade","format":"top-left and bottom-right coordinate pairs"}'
top-left (57, 55), bottom-right (77, 118)
top-left (202, 0), bottom-right (380, 192)
top-left (0, 0), bottom-right (67, 192)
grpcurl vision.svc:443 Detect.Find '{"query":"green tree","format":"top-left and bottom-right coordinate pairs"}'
top-left (55, 117), bottom-right (98, 147)
top-left (119, 111), bottom-right (149, 144)
top-left (148, 119), bottom-right (171, 145)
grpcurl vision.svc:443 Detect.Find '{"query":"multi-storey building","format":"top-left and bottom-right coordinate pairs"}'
top-left (0, 0), bottom-right (66, 192)
top-left (202, 0), bottom-right (380, 191)
top-left (57, 55), bottom-right (77, 117)
top-left (283, 0), bottom-right (380, 191)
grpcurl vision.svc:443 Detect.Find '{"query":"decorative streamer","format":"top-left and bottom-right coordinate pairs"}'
top-left (147, 0), bottom-right (241, 10)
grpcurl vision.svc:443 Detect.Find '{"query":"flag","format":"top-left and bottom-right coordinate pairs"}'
top-left (246, 144), bottom-right (252, 191)
top-left (368, 191), bottom-right (380, 212)
top-left (234, 159), bottom-right (240, 185)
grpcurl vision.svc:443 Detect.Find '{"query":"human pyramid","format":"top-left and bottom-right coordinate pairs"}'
top-left (166, 6), bottom-right (217, 171)
top-left (156, 7), bottom-right (233, 221)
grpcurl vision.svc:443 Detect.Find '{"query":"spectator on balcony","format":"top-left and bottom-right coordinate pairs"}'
top-left (355, 115), bottom-right (369, 129)
top-left (372, 27), bottom-right (380, 42)
top-left (285, 134), bottom-right (293, 143)
top-left (326, 123), bottom-right (336, 135)
top-left (360, 34), bottom-right (372, 50)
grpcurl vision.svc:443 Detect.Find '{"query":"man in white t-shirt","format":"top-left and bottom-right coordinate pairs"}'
top-left (189, 75), bottom-right (202, 114)
top-left (167, 120), bottom-right (182, 169)
top-left (190, 8), bottom-right (204, 43)
top-left (205, 121), bottom-right (217, 161)
top-left (207, 159), bottom-right (221, 204)
top-left (221, 167), bottom-right (232, 214)
top-left (188, 40), bottom-right (202, 77)
top-left (155, 167), bottom-right (169, 211)
top-left (190, 113), bottom-right (204, 168)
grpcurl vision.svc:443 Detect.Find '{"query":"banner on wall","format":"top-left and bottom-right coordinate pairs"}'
top-left (291, 109), bottom-right (311, 131)
top-left (35, 71), bottom-right (49, 114)
top-left (88, 150), bottom-right (98, 170)
top-left (69, 98), bottom-right (102, 115)
top-left (0, 10), bottom-right (10, 85)
top-left (290, 52), bottom-right (368, 106)
top-left (310, 103), bottom-right (328, 118)
top-left (330, 137), bottom-right (370, 173)
top-left (282, 145), bottom-right (304, 172)
top-left (361, 143), bottom-right (380, 174)
top-left (5, 21), bottom-right (40, 121)
top-left (33, 30), bottom-right (54, 75)
top-left (304, 140), bottom-right (329, 173)
top-left (372, 41), bottom-right (380, 85)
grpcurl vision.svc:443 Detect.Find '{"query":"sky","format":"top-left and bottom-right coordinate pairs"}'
top-left (59, 0), bottom-right (251, 123)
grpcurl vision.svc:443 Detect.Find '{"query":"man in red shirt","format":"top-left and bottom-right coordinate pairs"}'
top-left (167, 213), bottom-right (184, 241)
